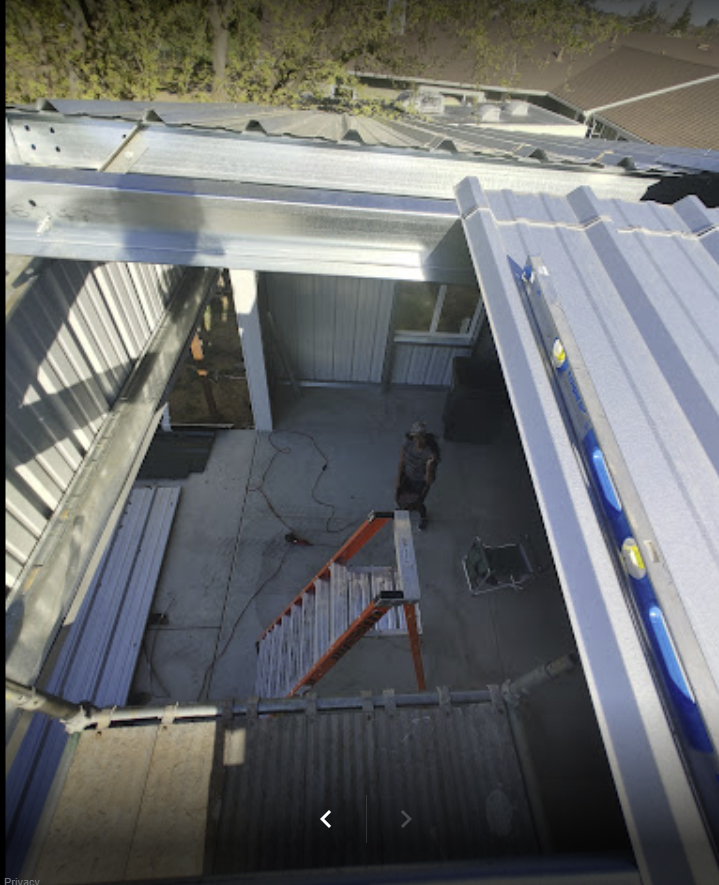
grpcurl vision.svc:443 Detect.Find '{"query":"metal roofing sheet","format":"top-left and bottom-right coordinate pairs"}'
top-left (32, 695), bottom-right (536, 878)
top-left (8, 99), bottom-right (719, 175)
top-left (456, 177), bottom-right (719, 881)
top-left (554, 46), bottom-right (719, 114)
top-left (5, 257), bottom-right (181, 595)
top-left (597, 79), bottom-right (719, 153)
top-left (215, 698), bottom-right (537, 871)
top-left (469, 190), bottom-right (719, 651)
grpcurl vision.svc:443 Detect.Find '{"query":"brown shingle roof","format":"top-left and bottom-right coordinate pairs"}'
top-left (555, 46), bottom-right (718, 111)
top-left (599, 78), bottom-right (719, 150)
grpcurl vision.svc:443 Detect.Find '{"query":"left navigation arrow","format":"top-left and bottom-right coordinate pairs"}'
top-left (320, 810), bottom-right (332, 828)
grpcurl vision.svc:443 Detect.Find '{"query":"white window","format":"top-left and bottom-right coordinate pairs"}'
top-left (393, 282), bottom-right (484, 344)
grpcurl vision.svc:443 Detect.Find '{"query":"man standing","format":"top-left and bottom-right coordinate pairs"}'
top-left (395, 421), bottom-right (441, 530)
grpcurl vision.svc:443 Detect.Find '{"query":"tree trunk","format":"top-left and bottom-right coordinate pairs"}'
top-left (64, 1), bottom-right (89, 97)
top-left (209, 0), bottom-right (231, 94)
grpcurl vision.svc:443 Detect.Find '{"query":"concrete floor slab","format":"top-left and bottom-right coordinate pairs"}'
top-left (132, 387), bottom-right (576, 701)
top-left (136, 430), bottom-right (257, 631)
top-left (129, 384), bottom-right (630, 855)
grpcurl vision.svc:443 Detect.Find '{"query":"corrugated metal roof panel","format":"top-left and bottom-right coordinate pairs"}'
top-left (8, 99), bottom-right (719, 174)
top-left (31, 697), bottom-right (537, 877)
top-left (457, 177), bottom-right (719, 878)
top-left (555, 47), bottom-right (719, 115)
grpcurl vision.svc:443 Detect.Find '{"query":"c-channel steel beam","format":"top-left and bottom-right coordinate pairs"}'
top-left (5, 165), bottom-right (475, 284)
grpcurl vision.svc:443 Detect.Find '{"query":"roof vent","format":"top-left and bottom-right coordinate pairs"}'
top-left (398, 89), bottom-right (444, 114)
top-left (506, 100), bottom-right (529, 118)
top-left (477, 104), bottom-right (502, 123)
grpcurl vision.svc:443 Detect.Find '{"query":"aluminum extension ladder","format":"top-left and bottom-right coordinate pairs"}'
top-left (255, 511), bottom-right (425, 697)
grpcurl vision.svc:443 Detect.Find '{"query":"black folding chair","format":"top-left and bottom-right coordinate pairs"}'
top-left (462, 536), bottom-right (538, 595)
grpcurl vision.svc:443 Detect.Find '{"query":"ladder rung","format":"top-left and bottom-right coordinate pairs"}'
top-left (275, 617), bottom-right (291, 697)
top-left (348, 571), bottom-right (363, 625)
top-left (359, 571), bottom-right (371, 612)
top-left (314, 579), bottom-right (329, 666)
top-left (265, 623), bottom-right (280, 697)
top-left (287, 607), bottom-right (303, 693)
top-left (330, 563), bottom-right (348, 645)
top-left (302, 595), bottom-right (316, 679)
top-left (396, 605), bottom-right (406, 631)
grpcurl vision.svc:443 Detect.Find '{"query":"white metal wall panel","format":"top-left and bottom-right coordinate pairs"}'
top-left (391, 342), bottom-right (472, 386)
top-left (263, 273), bottom-right (394, 383)
top-left (5, 259), bottom-right (182, 593)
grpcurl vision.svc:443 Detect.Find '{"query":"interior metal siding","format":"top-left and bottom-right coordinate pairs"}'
top-left (263, 273), bottom-right (394, 384)
top-left (5, 259), bottom-right (182, 593)
top-left (391, 342), bottom-right (472, 386)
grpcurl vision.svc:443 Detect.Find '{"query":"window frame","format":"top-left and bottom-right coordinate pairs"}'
top-left (392, 282), bottom-right (485, 346)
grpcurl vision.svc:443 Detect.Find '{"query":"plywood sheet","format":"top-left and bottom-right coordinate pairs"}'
top-left (34, 726), bottom-right (157, 884)
top-left (124, 721), bottom-right (215, 881)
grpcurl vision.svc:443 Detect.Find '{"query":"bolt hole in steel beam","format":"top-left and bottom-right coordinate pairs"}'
top-left (5, 165), bottom-right (475, 283)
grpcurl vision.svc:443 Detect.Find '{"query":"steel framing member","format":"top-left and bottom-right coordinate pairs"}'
top-left (6, 266), bottom-right (219, 727)
top-left (6, 165), bottom-right (473, 284)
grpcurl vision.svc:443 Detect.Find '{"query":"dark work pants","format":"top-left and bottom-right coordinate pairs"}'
top-left (397, 477), bottom-right (428, 519)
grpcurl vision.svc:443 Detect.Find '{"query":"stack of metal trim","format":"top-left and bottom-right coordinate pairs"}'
top-left (5, 485), bottom-right (180, 878)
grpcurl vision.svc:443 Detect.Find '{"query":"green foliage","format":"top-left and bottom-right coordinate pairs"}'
top-left (221, 0), bottom-right (430, 104)
top-left (628, 1), bottom-right (669, 33)
top-left (670, 2), bottom-right (693, 36)
top-left (428, 0), bottom-right (628, 85)
top-left (6, 0), bottom-right (76, 102)
top-left (4, 0), bottom-right (631, 108)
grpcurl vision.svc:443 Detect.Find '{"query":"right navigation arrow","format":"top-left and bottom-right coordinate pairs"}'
top-left (401, 810), bottom-right (412, 828)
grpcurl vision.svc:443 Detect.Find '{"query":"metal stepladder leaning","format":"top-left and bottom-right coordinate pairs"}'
top-left (254, 511), bottom-right (425, 697)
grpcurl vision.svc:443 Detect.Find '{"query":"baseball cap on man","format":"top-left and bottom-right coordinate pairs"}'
top-left (409, 421), bottom-right (427, 436)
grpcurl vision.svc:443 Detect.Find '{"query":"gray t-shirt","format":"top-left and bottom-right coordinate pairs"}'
top-left (402, 436), bottom-right (440, 483)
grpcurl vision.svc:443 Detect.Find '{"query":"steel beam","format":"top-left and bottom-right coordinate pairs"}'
top-left (6, 165), bottom-right (474, 283)
top-left (6, 110), bottom-right (667, 195)
top-left (5, 267), bottom-right (218, 712)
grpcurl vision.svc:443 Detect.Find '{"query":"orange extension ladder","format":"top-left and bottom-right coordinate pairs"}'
top-left (254, 511), bottom-right (425, 697)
